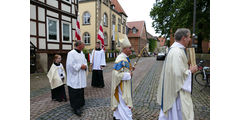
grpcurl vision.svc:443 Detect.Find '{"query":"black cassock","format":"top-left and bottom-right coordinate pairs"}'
top-left (68, 86), bottom-right (85, 109)
top-left (91, 48), bottom-right (106, 88)
top-left (51, 85), bottom-right (67, 102)
top-left (51, 62), bottom-right (67, 102)
top-left (91, 70), bottom-right (104, 88)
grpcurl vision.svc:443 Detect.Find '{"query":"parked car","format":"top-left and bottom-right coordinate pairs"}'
top-left (156, 52), bottom-right (165, 61)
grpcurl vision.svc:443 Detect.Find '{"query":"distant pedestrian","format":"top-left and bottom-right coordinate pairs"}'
top-left (47, 54), bottom-right (67, 102)
top-left (90, 41), bottom-right (106, 88)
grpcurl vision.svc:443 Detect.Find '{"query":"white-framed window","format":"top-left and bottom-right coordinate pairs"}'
top-left (62, 21), bottom-right (72, 43)
top-left (63, 0), bottom-right (71, 4)
top-left (47, 17), bottom-right (59, 42)
top-left (83, 12), bottom-right (90, 25)
top-left (112, 14), bottom-right (116, 25)
top-left (122, 19), bottom-right (126, 34)
top-left (118, 18), bottom-right (121, 32)
top-left (104, 32), bottom-right (108, 45)
top-left (83, 32), bottom-right (90, 44)
top-left (103, 13), bottom-right (108, 26)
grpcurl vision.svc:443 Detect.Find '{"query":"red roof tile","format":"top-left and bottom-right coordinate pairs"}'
top-left (127, 21), bottom-right (145, 38)
top-left (111, 0), bottom-right (127, 16)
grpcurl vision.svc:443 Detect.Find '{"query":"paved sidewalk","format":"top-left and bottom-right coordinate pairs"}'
top-left (30, 57), bottom-right (210, 120)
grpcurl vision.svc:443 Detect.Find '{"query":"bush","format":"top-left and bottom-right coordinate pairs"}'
top-left (129, 54), bottom-right (137, 59)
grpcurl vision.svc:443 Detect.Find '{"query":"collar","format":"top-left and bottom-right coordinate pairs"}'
top-left (170, 42), bottom-right (185, 49)
top-left (54, 62), bottom-right (60, 66)
top-left (75, 49), bottom-right (81, 53)
top-left (95, 48), bottom-right (101, 51)
top-left (121, 52), bottom-right (128, 58)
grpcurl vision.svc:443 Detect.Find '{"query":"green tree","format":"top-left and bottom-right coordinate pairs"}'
top-left (148, 38), bottom-right (157, 52)
top-left (150, 0), bottom-right (210, 52)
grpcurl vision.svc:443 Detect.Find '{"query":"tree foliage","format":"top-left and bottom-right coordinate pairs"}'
top-left (150, 0), bottom-right (210, 42)
top-left (148, 38), bottom-right (157, 52)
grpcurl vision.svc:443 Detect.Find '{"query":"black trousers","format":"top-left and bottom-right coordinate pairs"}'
top-left (51, 85), bottom-right (67, 101)
top-left (68, 86), bottom-right (85, 110)
top-left (91, 70), bottom-right (104, 88)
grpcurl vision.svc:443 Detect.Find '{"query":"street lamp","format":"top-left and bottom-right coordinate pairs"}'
top-left (192, 33), bottom-right (198, 48)
top-left (192, 0), bottom-right (196, 48)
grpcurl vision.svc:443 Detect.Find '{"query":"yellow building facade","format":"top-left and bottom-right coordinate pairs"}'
top-left (78, 0), bottom-right (127, 50)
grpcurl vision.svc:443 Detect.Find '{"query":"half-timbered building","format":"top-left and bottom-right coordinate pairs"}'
top-left (30, 0), bottom-right (78, 73)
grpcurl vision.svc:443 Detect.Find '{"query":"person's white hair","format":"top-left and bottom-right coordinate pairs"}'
top-left (174, 28), bottom-right (191, 41)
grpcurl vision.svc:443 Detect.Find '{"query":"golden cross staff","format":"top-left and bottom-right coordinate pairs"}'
top-left (132, 46), bottom-right (148, 69)
top-left (129, 46), bottom-right (147, 98)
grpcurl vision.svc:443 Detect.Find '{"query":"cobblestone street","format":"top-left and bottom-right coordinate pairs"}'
top-left (30, 57), bottom-right (210, 120)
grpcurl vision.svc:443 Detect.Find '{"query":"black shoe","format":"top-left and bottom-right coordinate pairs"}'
top-left (74, 108), bottom-right (82, 116)
top-left (113, 117), bottom-right (119, 120)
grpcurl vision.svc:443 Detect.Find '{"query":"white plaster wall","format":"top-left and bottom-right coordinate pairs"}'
top-left (47, 10), bottom-right (59, 18)
top-left (72, 30), bottom-right (75, 40)
top-left (62, 44), bottom-right (72, 50)
top-left (72, 18), bottom-right (76, 29)
top-left (30, 4), bottom-right (36, 20)
top-left (38, 23), bottom-right (45, 37)
top-left (46, 0), bottom-right (58, 8)
top-left (39, 38), bottom-right (46, 49)
top-left (38, 7), bottom-right (45, 22)
top-left (61, 3), bottom-right (71, 13)
top-left (30, 21), bottom-right (36, 36)
top-left (48, 44), bottom-right (59, 49)
top-left (30, 37), bottom-right (37, 46)
top-left (62, 15), bottom-right (71, 22)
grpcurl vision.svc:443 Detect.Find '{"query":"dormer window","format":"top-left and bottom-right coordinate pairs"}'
top-left (132, 28), bottom-right (137, 34)
top-left (104, 0), bottom-right (108, 5)
top-left (111, 5), bottom-right (115, 9)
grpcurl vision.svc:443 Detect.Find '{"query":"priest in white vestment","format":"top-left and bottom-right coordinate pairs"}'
top-left (111, 35), bottom-right (134, 120)
top-left (157, 28), bottom-right (198, 120)
top-left (90, 41), bottom-right (106, 88)
top-left (66, 40), bottom-right (88, 116)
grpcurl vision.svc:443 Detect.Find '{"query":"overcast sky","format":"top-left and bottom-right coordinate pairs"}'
top-left (118, 0), bottom-right (160, 37)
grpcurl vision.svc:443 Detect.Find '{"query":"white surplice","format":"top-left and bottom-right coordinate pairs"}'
top-left (57, 63), bottom-right (65, 79)
top-left (66, 49), bottom-right (88, 89)
top-left (158, 42), bottom-right (193, 120)
top-left (90, 49), bottom-right (106, 70)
